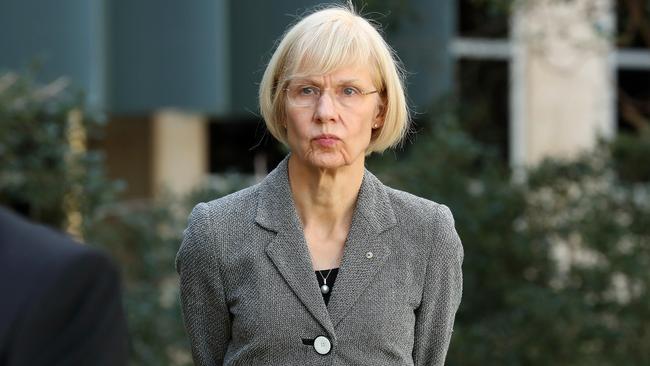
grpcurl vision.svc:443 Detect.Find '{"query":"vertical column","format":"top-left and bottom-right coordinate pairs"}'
top-left (152, 110), bottom-right (208, 198)
top-left (510, 6), bottom-right (528, 175)
top-left (512, 0), bottom-right (615, 166)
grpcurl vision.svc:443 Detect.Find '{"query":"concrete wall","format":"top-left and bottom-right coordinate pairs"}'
top-left (0, 0), bottom-right (106, 109)
top-left (108, 0), bottom-right (230, 115)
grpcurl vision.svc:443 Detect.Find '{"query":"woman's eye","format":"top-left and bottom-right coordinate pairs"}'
top-left (299, 86), bottom-right (318, 96)
top-left (342, 87), bottom-right (359, 96)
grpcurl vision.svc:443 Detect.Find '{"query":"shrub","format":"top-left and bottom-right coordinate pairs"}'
top-left (370, 109), bottom-right (650, 365)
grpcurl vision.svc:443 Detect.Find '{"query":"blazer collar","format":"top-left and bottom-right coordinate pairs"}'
top-left (257, 154), bottom-right (397, 332)
top-left (255, 154), bottom-right (397, 234)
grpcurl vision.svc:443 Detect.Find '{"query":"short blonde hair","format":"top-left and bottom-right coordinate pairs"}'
top-left (259, 3), bottom-right (410, 154)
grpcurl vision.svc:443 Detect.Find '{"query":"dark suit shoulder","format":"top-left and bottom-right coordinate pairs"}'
top-left (0, 207), bottom-right (100, 266)
top-left (9, 247), bottom-right (126, 366)
top-left (0, 207), bottom-right (127, 366)
top-left (0, 207), bottom-right (116, 293)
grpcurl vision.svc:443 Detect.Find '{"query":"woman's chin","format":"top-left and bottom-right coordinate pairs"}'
top-left (304, 151), bottom-right (351, 170)
top-left (309, 157), bottom-right (345, 170)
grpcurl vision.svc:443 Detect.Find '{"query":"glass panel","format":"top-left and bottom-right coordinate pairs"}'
top-left (456, 59), bottom-right (510, 161)
top-left (209, 119), bottom-right (285, 174)
top-left (458, 0), bottom-right (509, 39)
top-left (617, 0), bottom-right (650, 49)
top-left (617, 69), bottom-right (650, 133)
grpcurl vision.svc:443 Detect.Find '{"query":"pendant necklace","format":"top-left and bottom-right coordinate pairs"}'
top-left (318, 269), bottom-right (333, 294)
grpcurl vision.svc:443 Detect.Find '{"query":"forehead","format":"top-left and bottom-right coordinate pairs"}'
top-left (291, 64), bottom-right (375, 83)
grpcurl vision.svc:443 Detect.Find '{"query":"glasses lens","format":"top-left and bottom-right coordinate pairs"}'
top-left (337, 86), bottom-right (363, 108)
top-left (287, 85), bottom-right (319, 106)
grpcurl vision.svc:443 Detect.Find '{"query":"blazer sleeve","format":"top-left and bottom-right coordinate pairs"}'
top-left (176, 203), bottom-right (231, 366)
top-left (412, 204), bottom-right (464, 366)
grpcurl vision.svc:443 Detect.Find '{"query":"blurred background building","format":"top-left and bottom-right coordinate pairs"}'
top-left (1, 0), bottom-right (648, 199)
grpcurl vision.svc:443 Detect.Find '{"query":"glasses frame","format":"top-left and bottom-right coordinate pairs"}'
top-left (283, 83), bottom-right (380, 108)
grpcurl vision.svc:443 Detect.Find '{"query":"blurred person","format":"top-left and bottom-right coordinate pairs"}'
top-left (0, 206), bottom-right (128, 365)
top-left (176, 3), bottom-right (463, 365)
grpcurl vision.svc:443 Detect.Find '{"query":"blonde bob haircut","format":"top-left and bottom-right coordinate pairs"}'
top-left (259, 3), bottom-right (410, 154)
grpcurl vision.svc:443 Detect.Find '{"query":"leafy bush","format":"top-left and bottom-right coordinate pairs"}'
top-left (611, 132), bottom-right (650, 183)
top-left (0, 72), bottom-right (119, 227)
top-left (370, 109), bottom-right (650, 365)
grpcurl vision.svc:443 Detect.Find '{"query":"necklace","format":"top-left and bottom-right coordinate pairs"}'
top-left (318, 269), bottom-right (333, 294)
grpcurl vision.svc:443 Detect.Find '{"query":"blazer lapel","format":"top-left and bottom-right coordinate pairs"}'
top-left (255, 155), bottom-right (398, 332)
top-left (256, 156), bottom-right (334, 334)
top-left (265, 231), bottom-right (335, 334)
top-left (326, 169), bottom-right (397, 328)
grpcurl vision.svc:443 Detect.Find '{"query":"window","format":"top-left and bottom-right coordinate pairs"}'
top-left (457, 0), bottom-right (509, 39)
top-left (616, 0), bottom-right (650, 135)
top-left (453, 0), bottom-right (650, 168)
top-left (456, 59), bottom-right (510, 161)
top-left (453, 0), bottom-right (511, 162)
top-left (209, 118), bottom-right (285, 175)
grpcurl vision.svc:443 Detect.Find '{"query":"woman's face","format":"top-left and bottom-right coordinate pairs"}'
top-left (284, 64), bottom-right (384, 170)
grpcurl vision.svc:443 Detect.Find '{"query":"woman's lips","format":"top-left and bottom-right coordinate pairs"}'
top-left (313, 135), bottom-right (340, 147)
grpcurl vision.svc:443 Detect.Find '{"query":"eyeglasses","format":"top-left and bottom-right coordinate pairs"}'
top-left (284, 84), bottom-right (380, 108)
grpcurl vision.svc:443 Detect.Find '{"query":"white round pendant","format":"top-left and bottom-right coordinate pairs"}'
top-left (320, 284), bottom-right (330, 294)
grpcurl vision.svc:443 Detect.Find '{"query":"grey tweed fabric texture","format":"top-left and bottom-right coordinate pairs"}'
top-left (176, 155), bottom-right (464, 366)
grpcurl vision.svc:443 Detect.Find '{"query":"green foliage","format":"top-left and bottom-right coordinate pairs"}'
top-left (521, 151), bottom-right (650, 365)
top-left (82, 199), bottom-right (189, 365)
top-left (370, 107), bottom-right (650, 365)
top-left (611, 131), bottom-right (650, 182)
top-left (0, 72), bottom-right (120, 226)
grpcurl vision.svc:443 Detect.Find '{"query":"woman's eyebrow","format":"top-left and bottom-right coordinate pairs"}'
top-left (291, 77), bottom-right (321, 84)
top-left (336, 78), bottom-right (360, 84)
top-left (290, 77), bottom-right (364, 86)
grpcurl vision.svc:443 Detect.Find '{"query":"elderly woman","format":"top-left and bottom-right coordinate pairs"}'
top-left (176, 4), bottom-right (463, 366)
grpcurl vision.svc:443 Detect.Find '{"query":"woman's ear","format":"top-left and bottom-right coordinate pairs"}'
top-left (373, 97), bottom-right (386, 129)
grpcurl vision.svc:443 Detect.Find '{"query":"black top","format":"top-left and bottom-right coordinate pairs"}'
top-left (315, 268), bottom-right (339, 306)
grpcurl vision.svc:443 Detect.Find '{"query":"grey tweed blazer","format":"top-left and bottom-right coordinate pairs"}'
top-left (176, 155), bottom-right (463, 366)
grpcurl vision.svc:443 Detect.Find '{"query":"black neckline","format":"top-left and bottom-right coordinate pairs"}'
top-left (315, 268), bottom-right (339, 306)
top-left (315, 267), bottom-right (339, 273)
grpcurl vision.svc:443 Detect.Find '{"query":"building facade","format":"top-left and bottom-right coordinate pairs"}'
top-left (1, 0), bottom-right (648, 198)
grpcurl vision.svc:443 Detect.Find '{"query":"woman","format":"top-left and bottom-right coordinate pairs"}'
top-left (176, 4), bottom-right (463, 365)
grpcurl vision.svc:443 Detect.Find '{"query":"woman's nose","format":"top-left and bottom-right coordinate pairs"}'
top-left (313, 91), bottom-right (338, 123)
